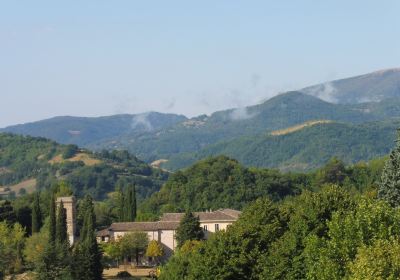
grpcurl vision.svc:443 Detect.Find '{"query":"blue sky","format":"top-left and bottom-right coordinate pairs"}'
top-left (1, 1), bottom-right (399, 127)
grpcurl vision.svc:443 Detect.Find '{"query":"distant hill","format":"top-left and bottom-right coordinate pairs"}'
top-left (301, 68), bottom-right (400, 104)
top-left (0, 133), bottom-right (168, 200)
top-left (139, 156), bottom-right (308, 215)
top-left (91, 92), bottom-right (400, 163)
top-left (1, 112), bottom-right (187, 147)
top-left (163, 120), bottom-right (399, 171)
top-left (3, 69), bottom-right (400, 171)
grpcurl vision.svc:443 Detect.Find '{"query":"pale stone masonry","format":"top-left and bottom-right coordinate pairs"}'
top-left (56, 196), bottom-right (77, 245)
top-left (97, 209), bottom-right (241, 259)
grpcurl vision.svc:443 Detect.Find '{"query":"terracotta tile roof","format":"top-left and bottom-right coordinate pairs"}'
top-left (97, 221), bottom-right (181, 235)
top-left (219, 209), bottom-right (241, 219)
top-left (160, 209), bottom-right (241, 222)
top-left (97, 228), bottom-right (112, 237)
top-left (97, 209), bottom-right (241, 236)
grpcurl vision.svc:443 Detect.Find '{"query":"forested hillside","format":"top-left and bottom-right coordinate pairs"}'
top-left (82, 93), bottom-right (400, 163)
top-left (3, 70), bottom-right (400, 171)
top-left (140, 155), bottom-right (385, 216)
top-left (163, 120), bottom-right (399, 171)
top-left (0, 133), bottom-right (168, 200)
top-left (158, 134), bottom-right (400, 280)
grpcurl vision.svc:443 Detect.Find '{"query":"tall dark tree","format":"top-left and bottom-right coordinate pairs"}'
top-left (316, 157), bottom-right (348, 185)
top-left (32, 192), bottom-right (42, 233)
top-left (36, 195), bottom-right (72, 280)
top-left (124, 185), bottom-right (137, 222)
top-left (49, 194), bottom-right (56, 243)
top-left (0, 200), bottom-right (16, 223)
top-left (77, 195), bottom-right (95, 235)
top-left (117, 184), bottom-right (137, 222)
top-left (131, 185), bottom-right (137, 221)
top-left (73, 196), bottom-right (102, 280)
top-left (117, 187), bottom-right (125, 222)
top-left (56, 201), bottom-right (68, 245)
top-left (379, 130), bottom-right (400, 207)
top-left (175, 211), bottom-right (204, 248)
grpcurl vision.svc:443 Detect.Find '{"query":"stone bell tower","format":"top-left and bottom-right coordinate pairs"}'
top-left (56, 196), bottom-right (77, 245)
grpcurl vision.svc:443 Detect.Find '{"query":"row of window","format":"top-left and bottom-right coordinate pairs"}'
top-left (203, 224), bottom-right (219, 232)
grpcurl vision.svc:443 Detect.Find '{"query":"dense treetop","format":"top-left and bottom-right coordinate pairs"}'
top-left (140, 155), bottom-right (386, 216)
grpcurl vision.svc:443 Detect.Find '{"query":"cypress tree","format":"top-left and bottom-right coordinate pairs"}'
top-left (31, 192), bottom-right (42, 233)
top-left (124, 186), bottom-right (133, 222)
top-left (36, 195), bottom-right (72, 280)
top-left (56, 201), bottom-right (68, 245)
top-left (132, 185), bottom-right (137, 221)
top-left (77, 195), bottom-right (94, 236)
top-left (175, 211), bottom-right (204, 248)
top-left (122, 185), bottom-right (137, 222)
top-left (379, 129), bottom-right (400, 207)
top-left (73, 200), bottom-right (102, 280)
top-left (117, 187), bottom-right (125, 222)
top-left (49, 194), bottom-right (56, 243)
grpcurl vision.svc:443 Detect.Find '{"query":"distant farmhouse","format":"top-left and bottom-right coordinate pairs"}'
top-left (97, 209), bottom-right (241, 259)
top-left (54, 196), bottom-right (241, 261)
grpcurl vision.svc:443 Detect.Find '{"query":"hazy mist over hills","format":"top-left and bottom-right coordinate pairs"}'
top-left (2, 68), bottom-right (400, 171)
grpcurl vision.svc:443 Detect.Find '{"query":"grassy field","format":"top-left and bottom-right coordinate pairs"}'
top-left (49, 152), bottom-right (102, 166)
top-left (0, 178), bottom-right (37, 197)
top-left (270, 120), bottom-right (333, 136)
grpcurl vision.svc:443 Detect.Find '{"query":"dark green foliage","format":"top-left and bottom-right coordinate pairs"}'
top-left (141, 156), bottom-right (307, 215)
top-left (56, 201), bottom-right (68, 245)
top-left (62, 144), bottom-right (78, 159)
top-left (49, 194), bottom-right (56, 243)
top-left (14, 205), bottom-right (31, 234)
top-left (164, 120), bottom-right (398, 171)
top-left (116, 271), bottom-right (132, 278)
top-left (31, 192), bottom-right (42, 233)
top-left (161, 186), bottom-right (358, 280)
top-left (160, 198), bottom-right (285, 280)
top-left (117, 184), bottom-right (137, 222)
top-left (35, 243), bottom-right (72, 280)
top-left (175, 212), bottom-right (204, 248)
top-left (378, 130), bottom-right (400, 206)
top-left (36, 196), bottom-right (72, 280)
top-left (117, 187), bottom-right (125, 222)
top-left (123, 185), bottom-right (137, 222)
top-left (73, 196), bottom-right (103, 280)
top-left (260, 185), bottom-right (355, 279)
top-left (76, 195), bottom-right (95, 236)
top-left (0, 200), bottom-right (16, 223)
top-left (315, 157), bottom-right (348, 185)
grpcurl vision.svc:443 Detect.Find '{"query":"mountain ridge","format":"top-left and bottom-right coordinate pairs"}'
top-left (2, 68), bottom-right (400, 171)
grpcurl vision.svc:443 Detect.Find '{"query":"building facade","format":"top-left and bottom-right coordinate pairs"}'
top-left (97, 209), bottom-right (241, 259)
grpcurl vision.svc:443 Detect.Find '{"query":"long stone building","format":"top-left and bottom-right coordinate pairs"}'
top-left (97, 209), bottom-right (241, 258)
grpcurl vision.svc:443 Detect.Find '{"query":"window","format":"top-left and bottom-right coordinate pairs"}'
top-left (215, 224), bottom-right (219, 231)
top-left (203, 225), bottom-right (208, 231)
